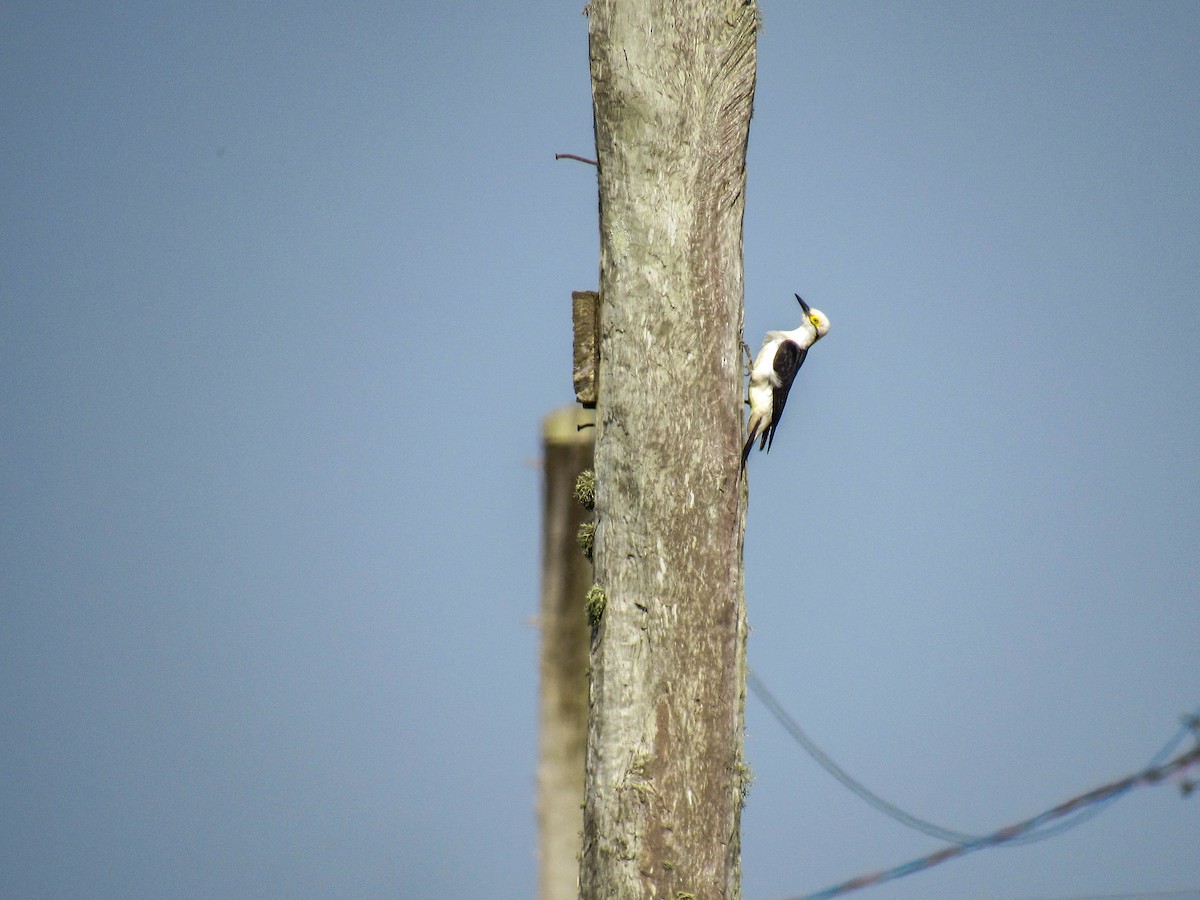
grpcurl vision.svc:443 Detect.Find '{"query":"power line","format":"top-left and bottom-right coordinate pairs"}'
top-left (748, 671), bottom-right (981, 844)
top-left (999, 889), bottom-right (1200, 900)
top-left (749, 672), bottom-right (1200, 849)
top-left (794, 741), bottom-right (1200, 899)
top-left (775, 722), bottom-right (1200, 898)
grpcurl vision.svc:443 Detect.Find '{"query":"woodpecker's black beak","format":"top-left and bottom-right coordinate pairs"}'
top-left (794, 293), bottom-right (811, 315)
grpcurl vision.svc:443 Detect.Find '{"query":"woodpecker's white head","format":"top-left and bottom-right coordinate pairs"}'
top-left (795, 293), bottom-right (830, 344)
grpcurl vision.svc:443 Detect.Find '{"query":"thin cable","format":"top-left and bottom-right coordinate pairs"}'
top-left (999, 708), bottom-right (1200, 845)
top-left (750, 670), bottom-right (1200, 848)
top-left (1001, 889), bottom-right (1200, 900)
top-left (790, 739), bottom-right (1200, 899)
top-left (748, 670), bottom-right (980, 844)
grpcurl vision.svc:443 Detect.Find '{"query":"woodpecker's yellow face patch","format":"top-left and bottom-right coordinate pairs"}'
top-left (807, 309), bottom-right (831, 339)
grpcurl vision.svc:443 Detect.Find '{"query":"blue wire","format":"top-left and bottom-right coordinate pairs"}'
top-left (750, 669), bottom-right (1200, 848)
top-left (794, 730), bottom-right (1200, 900)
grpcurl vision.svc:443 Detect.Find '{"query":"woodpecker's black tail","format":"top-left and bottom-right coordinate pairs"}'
top-left (739, 429), bottom-right (756, 474)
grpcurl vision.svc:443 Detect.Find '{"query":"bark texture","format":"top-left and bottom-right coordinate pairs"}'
top-left (581, 2), bottom-right (757, 898)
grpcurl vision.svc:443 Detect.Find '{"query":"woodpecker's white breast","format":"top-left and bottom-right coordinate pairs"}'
top-left (748, 336), bottom-right (784, 411)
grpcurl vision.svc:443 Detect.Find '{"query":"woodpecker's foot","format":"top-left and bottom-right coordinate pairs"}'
top-left (740, 341), bottom-right (752, 377)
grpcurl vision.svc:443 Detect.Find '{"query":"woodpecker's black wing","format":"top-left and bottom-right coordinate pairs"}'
top-left (762, 339), bottom-right (807, 451)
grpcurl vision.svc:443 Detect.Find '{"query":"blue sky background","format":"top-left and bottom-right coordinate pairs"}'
top-left (2, 3), bottom-right (1198, 899)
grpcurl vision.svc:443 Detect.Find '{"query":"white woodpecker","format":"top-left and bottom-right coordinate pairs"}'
top-left (741, 293), bottom-right (831, 472)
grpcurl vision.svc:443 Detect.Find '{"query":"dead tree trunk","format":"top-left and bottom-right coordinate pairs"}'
top-left (580, 2), bottom-right (757, 898)
top-left (537, 406), bottom-right (595, 900)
